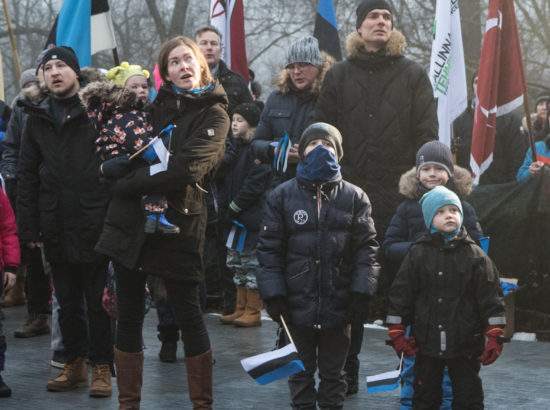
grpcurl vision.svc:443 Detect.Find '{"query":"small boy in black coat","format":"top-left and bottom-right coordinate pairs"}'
top-left (386, 186), bottom-right (505, 409)
top-left (257, 122), bottom-right (379, 409)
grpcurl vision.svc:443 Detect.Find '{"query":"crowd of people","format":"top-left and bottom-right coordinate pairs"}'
top-left (0, 0), bottom-right (545, 409)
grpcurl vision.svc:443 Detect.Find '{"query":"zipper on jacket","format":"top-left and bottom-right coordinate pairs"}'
top-left (315, 184), bottom-right (324, 329)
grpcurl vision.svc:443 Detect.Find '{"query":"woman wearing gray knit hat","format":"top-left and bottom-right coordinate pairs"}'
top-left (251, 35), bottom-right (335, 189)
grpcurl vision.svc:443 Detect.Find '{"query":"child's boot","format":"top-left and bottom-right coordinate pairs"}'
top-left (2, 273), bottom-right (26, 307)
top-left (233, 289), bottom-right (262, 327)
top-left (14, 312), bottom-right (50, 338)
top-left (219, 287), bottom-right (246, 324)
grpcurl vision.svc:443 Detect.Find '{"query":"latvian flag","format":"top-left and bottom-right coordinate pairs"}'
top-left (241, 343), bottom-right (305, 385)
top-left (366, 369), bottom-right (400, 393)
top-left (45, 0), bottom-right (117, 68)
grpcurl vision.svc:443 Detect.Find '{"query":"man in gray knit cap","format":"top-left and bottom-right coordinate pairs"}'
top-left (315, 0), bottom-right (437, 395)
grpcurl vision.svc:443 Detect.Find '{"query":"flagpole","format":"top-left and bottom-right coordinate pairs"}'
top-left (2, 0), bottom-right (22, 80)
top-left (112, 48), bottom-right (120, 66)
top-left (280, 316), bottom-right (295, 345)
top-left (522, 95), bottom-right (537, 163)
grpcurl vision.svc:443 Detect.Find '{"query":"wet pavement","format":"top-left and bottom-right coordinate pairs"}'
top-left (1, 304), bottom-right (548, 409)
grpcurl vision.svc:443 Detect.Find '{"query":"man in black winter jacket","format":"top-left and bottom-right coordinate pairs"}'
top-left (16, 47), bottom-right (113, 397)
top-left (315, 0), bottom-right (438, 393)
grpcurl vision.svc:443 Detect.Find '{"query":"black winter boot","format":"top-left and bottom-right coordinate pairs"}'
top-left (0, 374), bottom-right (11, 397)
top-left (157, 325), bottom-right (179, 363)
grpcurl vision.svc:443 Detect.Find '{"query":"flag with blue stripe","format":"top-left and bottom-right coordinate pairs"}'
top-left (314, 0), bottom-right (342, 61)
top-left (366, 369), bottom-right (400, 393)
top-left (241, 343), bottom-right (305, 385)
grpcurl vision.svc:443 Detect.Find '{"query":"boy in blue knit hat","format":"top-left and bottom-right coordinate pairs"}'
top-left (386, 186), bottom-right (505, 409)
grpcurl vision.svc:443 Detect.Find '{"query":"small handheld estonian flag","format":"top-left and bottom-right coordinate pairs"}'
top-left (142, 124), bottom-right (174, 176)
top-left (226, 221), bottom-right (247, 252)
top-left (272, 132), bottom-right (291, 174)
top-left (241, 316), bottom-right (305, 385)
top-left (366, 352), bottom-right (403, 394)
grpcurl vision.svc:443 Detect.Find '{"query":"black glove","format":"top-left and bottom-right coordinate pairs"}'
top-left (349, 292), bottom-right (370, 324)
top-left (265, 296), bottom-right (289, 323)
top-left (222, 207), bottom-right (240, 229)
top-left (101, 157), bottom-right (132, 180)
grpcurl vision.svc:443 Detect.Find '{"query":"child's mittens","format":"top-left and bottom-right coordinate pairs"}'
top-left (388, 324), bottom-right (419, 356)
top-left (478, 325), bottom-right (504, 365)
top-left (264, 296), bottom-right (289, 323)
top-left (101, 156), bottom-right (132, 179)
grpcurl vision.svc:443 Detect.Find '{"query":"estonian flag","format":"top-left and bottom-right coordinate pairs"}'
top-left (226, 221), bottom-right (247, 252)
top-left (313, 0), bottom-right (342, 61)
top-left (241, 343), bottom-right (305, 386)
top-left (366, 369), bottom-right (400, 393)
top-left (45, 0), bottom-right (117, 67)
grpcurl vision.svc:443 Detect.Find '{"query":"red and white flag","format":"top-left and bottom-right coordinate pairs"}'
top-left (210, 0), bottom-right (249, 82)
top-left (470, 0), bottom-right (526, 184)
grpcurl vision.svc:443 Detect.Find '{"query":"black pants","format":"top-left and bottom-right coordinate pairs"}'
top-left (413, 354), bottom-right (483, 410)
top-left (50, 260), bottom-right (112, 365)
top-left (24, 247), bottom-right (51, 315)
top-left (114, 263), bottom-right (210, 357)
top-left (344, 320), bottom-right (364, 378)
top-left (288, 324), bottom-right (350, 410)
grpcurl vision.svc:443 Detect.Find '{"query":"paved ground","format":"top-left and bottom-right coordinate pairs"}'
top-left (1, 304), bottom-right (548, 409)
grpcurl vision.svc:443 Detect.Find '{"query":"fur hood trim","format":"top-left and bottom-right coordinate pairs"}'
top-left (79, 81), bottom-right (143, 112)
top-left (345, 29), bottom-right (406, 58)
top-left (399, 165), bottom-right (473, 199)
top-left (21, 84), bottom-right (48, 106)
top-left (274, 51), bottom-right (335, 95)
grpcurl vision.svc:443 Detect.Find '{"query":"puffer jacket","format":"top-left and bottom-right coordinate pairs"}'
top-left (0, 188), bottom-right (20, 270)
top-left (94, 81), bottom-right (229, 282)
top-left (315, 30), bottom-right (437, 235)
top-left (454, 101), bottom-right (526, 185)
top-left (256, 176), bottom-right (380, 329)
top-left (251, 53), bottom-right (334, 187)
top-left (17, 88), bottom-right (110, 264)
top-left (387, 229), bottom-right (505, 359)
top-left (383, 166), bottom-right (483, 277)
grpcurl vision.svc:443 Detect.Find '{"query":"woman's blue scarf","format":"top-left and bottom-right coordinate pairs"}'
top-left (296, 145), bottom-right (341, 182)
top-left (171, 82), bottom-right (213, 95)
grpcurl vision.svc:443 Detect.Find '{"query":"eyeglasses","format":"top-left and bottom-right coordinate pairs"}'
top-left (286, 62), bottom-right (313, 72)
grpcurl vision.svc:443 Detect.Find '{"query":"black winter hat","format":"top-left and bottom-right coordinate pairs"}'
top-left (40, 46), bottom-right (81, 78)
top-left (535, 91), bottom-right (550, 107)
top-left (356, 0), bottom-right (392, 29)
top-left (416, 141), bottom-right (454, 177)
top-left (233, 102), bottom-right (262, 127)
top-left (298, 122), bottom-right (343, 161)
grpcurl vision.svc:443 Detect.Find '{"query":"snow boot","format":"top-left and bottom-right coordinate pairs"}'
top-left (219, 287), bottom-right (246, 324)
top-left (158, 325), bottom-right (179, 363)
top-left (90, 363), bottom-right (112, 397)
top-left (233, 289), bottom-right (262, 327)
top-left (46, 356), bottom-right (88, 391)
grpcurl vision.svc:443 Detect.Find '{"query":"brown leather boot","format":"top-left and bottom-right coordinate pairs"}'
top-left (233, 289), bottom-right (262, 327)
top-left (2, 274), bottom-right (26, 307)
top-left (185, 349), bottom-right (213, 410)
top-left (14, 313), bottom-right (50, 338)
top-left (46, 356), bottom-right (88, 391)
top-left (219, 287), bottom-right (246, 324)
top-left (115, 348), bottom-right (143, 410)
top-left (90, 363), bottom-right (112, 397)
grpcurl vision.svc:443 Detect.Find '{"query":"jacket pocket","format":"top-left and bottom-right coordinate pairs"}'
top-left (268, 108), bottom-right (292, 119)
top-left (38, 194), bottom-right (59, 241)
top-left (79, 191), bottom-right (109, 242)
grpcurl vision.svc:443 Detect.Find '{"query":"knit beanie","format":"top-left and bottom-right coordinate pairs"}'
top-left (420, 186), bottom-right (463, 230)
top-left (106, 61), bottom-right (150, 87)
top-left (286, 36), bottom-right (323, 68)
top-left (356, 0), bottom-right (392, 29)
top-left (233, 102), bottom-right (262, 127)
top-left (535, 91), bottom-right (550, 107)
top-left (416, 141), bottom-right (454, 177)
top-left (20, 69), bottom-right (39, 89)
top-left (40, 46), bottom-right (81, 78)
top-left (298, 122), bottom-right (343, 160)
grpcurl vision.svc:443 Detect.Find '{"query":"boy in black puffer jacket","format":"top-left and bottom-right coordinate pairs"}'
top-left (257, 122), bottom-right (379, 410)
top-left (387, 186), bottom-right (505, 410)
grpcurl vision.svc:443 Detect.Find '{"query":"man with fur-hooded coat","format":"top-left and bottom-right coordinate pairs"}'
top-left (314, 0), bottom-right (437, 394)
top-left (315, 0), bottom-right (437, 238)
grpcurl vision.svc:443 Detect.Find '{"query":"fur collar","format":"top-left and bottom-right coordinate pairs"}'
top-left (399, 165), bottom-right (473, 199)
top-left (274, 51), bottom-right (335, 95)
top-left (79, 81), bottom-right (143, 112)
top-left (345, 29), bottom-right (406, 58)
top-left (21, 84), bottom-right (48, 106)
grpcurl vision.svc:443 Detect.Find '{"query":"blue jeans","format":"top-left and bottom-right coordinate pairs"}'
top-left (50, 260), bottom-right (112, 365)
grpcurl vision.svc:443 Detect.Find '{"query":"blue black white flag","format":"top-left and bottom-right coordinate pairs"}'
top-left (313, 0), bottom-right (342, 61)
top-left (241, 343), bottom-right (305, 385)
top-left (226, 221), bottom-right (247, 252)
top-left (366, 369), bottom-right (400, 393)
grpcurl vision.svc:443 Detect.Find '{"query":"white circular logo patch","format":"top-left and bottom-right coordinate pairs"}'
top-left (293, 210), bottom-right (308, 225)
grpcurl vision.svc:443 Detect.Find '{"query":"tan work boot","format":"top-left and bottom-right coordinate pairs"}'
top-left (46, 356), bottom-right (88, 392)
top-left (233, 289), bottom-right (262, 327)
top-left (90, 363), bottom-right (112, 397)
top-left (2, 274), bottom-right (26, 307)
top-left (14, 313), bottom-right (50, 338)
top-left (219, 287), bottom-right (246, 324)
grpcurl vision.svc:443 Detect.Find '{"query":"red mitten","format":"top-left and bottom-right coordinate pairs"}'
top-left (478, 326), bottom-right (504, 365)
top-left (388, 324), bottom-right (419, 356)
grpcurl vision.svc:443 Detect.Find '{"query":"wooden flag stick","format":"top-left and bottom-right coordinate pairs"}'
top-left (2, 0), bottom-right (21, 80)
top-left (280, 316), bottom-right (295, 346)
top-left (523, 95), bottom-right (537, 163)
top-left (129, 137), bottom-right (158, 160)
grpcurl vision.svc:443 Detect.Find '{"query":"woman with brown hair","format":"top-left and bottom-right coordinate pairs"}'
top-left (95, 36), bottom-right (229, 409)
